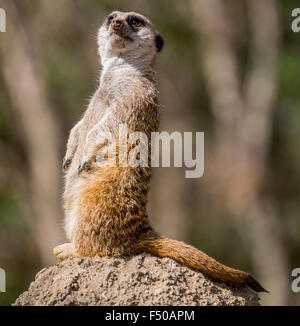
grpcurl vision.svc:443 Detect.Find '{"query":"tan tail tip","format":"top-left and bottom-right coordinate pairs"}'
top-left (246, 273), bottom-right (269, 293)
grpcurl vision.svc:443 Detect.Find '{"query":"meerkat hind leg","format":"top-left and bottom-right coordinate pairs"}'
top-left (53, 242), bottom-right (76, 260)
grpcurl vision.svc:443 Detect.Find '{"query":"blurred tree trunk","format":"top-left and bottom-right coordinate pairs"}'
top-left (0, 0), bottom-right (64, 265)
top-left (191, 0), bottom-right (289, 305)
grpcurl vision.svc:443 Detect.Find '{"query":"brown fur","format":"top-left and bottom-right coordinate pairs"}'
top-left (53, 11), bottom-right (267, 293)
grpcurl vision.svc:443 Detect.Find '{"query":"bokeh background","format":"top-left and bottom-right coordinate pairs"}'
top-left (0, 0), bottom-right (299, 306)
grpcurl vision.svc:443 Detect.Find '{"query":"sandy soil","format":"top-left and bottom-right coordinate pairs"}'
top-left (14, 253), bottom-right (260, 306)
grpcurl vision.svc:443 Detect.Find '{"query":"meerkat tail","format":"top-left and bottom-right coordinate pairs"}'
top-left (136, 233), bottom-right (268, 293)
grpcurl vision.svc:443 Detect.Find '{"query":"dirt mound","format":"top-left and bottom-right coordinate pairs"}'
top-left (14, 253), bottom-right (260, 306)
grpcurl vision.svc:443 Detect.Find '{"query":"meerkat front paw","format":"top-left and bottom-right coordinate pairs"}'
top-left (53, 243), bottom-right (76, 260)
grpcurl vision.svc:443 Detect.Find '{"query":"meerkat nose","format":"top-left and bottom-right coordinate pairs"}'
top-left (111, 19), bottom-right (123, 30)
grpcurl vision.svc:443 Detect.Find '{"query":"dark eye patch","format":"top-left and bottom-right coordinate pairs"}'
top-left (128, 16), bottom-right (145, 28)
top-left (106, 14), bottom-right (115, 25)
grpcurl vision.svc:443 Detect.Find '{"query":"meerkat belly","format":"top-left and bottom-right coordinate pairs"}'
top-left (70, 166), bottom-right (152, 255)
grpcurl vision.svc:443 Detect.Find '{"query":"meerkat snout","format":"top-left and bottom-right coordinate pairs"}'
top-left (97, 11), bottom-right (164, 64)
top-left (111, 18), bottom-right (123, 31)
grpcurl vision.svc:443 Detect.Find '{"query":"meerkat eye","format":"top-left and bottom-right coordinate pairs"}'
top-left (107, 15), bottom-right (114, 25)
top-left (128, 17), bottom-right (145, 28)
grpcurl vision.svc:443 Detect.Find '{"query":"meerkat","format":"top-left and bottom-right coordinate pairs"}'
top-left (53, 11), bottom-right (267, 292)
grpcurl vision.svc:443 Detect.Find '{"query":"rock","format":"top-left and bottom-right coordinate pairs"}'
top-left (13, 253), bottom-right (260, 306)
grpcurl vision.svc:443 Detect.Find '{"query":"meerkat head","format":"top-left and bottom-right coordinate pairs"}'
top-left (98, 11), bottom-right (164, 66)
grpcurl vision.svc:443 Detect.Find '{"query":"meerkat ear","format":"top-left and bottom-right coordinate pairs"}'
top-left (155, 34), bottom-right (164, 53)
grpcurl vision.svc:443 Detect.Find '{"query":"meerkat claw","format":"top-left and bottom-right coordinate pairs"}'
top-left (53, 243), bottom-right (75, 260)
top-left (62, 158), bottom-right (71, 170)
top-left (78, 161), bottom-right (87, 174)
